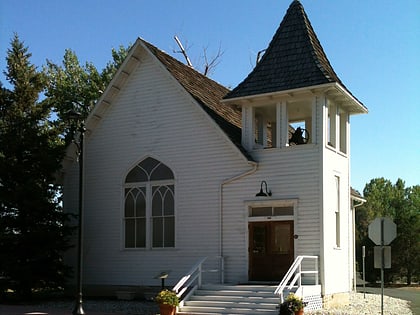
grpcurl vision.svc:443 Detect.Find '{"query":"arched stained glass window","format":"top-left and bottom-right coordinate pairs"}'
top-left (124, 157), bottom-right (175, 249)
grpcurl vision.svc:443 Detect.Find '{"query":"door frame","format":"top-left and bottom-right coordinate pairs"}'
top-left (245, 199), bottom-right (298, 282)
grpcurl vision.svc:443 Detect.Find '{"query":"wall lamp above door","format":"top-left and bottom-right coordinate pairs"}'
top-left (256, 180), bottom-right (272, 197)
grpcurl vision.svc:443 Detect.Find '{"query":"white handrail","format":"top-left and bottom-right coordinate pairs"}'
top-left (172, 255), bottom-right (224, 304)
top-left (173, 256), bottom-right (207, 294)
top-left (274, 255), bottom-right (319, 302)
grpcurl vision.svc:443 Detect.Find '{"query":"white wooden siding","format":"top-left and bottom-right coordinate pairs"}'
top-left (321, 132), bottom-right (352, 294)
top-left (221, 145), bottom-right (322, 283)
top-left (63, 49), bottom-right (250, 287)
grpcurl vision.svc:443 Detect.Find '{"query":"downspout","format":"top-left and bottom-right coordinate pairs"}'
top-left (219, 161), bottom-right (257, 283)
top-left (350, 196), bottom-right (366, 291)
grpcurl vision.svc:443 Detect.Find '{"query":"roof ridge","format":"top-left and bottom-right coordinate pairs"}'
top-left (139, 38), bottom-right (228, 93)
top-left (139, 38), bottom-right (254, 161)
top-left (298, 3), bottom-right (342, 84)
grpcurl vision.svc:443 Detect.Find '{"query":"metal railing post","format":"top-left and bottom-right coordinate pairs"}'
top-left (220, 256), bottom-right (225, 284)
top-left (298, 263), bottom-right (302, 287)
top-left (198, 264), bottom-right (202, 288)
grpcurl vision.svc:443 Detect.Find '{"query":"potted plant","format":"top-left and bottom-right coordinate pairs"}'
top-left (279, 293), bottom-right (307, 315)
top-left (155, 289), bottom-right (179, 315)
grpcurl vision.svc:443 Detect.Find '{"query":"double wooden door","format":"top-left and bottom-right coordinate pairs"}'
top-left (249, 221), bottom-right (294, 281)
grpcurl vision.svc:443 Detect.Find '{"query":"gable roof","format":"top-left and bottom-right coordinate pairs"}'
top-left (139, 39), bottom-right (254, 162)
top-left (224, 0), bottom-right (362, 107)
top-left (59, 38), bottom-right (254, 181)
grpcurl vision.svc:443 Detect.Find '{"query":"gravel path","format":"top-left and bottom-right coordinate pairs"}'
top-left (0, 292), bottom-right (413, 315)
top-left (307, 292), bottom-right (413, 315)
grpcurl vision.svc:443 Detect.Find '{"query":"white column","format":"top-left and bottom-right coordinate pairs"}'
top-left (310, 96), bottom-right (317, 144)
top-left (276, 102), bottom-right (281, 148)
top-left (242, 105), bottom-right (254, 151)
top-left (279, 101), bottom-right (288, 147)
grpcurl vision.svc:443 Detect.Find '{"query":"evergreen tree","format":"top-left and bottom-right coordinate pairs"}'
top-left (0, 34), bottom-right (72, 298)
top-left (355, 178), bottom-right (420, 284)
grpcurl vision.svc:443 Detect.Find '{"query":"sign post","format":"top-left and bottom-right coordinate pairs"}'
top-left (362, 245), bottom-right (366, 299)
top-left (368, 217), bottom-right (397, 315)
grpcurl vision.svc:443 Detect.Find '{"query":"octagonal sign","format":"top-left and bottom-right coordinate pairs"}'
top-left (368, 217), bottom-right (397, 245)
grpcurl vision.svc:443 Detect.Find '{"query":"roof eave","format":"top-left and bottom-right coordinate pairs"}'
top-left (222, 82), bottom-right (368, 114)
top-left (221, 83), bottom-right (336, 105)
top-left (84, 39), bottom-right (143, 134)
top-left (332, 83), bottom-right (368, 115)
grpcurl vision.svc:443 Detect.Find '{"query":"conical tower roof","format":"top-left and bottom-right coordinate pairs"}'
top-left (224, 0), bottom-right (347, 100)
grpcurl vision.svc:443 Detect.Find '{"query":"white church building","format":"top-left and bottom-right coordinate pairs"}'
top-left (62, 1), bottom-right (367, 312)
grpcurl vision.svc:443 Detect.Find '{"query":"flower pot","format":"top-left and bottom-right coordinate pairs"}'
top-left (159, 303), bottom-right (176, 315)
top-left (294, 309), bottom-right (304, 315)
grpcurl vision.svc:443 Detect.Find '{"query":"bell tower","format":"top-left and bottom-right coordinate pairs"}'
top-left (222, 0), bottom-right (367, 301)
top-left (223, 0), bottom-right (367, 151)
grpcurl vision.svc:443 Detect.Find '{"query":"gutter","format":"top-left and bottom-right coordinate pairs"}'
top-left (350, 194), bottom-right (366, 291)
top-left (219, 161), bottom-right (258, 283)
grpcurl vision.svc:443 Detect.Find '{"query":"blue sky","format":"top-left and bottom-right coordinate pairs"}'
top-left (1, 0), bottom-right (419, 192)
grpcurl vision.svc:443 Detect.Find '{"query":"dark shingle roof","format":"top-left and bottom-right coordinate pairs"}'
top-left (224, 0), bottom-right (345, 100)
top-left (140, 39), bottom-right (254, 161)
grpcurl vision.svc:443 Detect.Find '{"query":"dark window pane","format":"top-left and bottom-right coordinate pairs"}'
top-left (140, 157), bottom-right (160, 176)
top-left (273, 206), bottom-right (294, 216)
top-left (135, 189), bottom-right (146, 217)
top-left (164, 216), bottom-right (175, 247)
top-left (252, 225), bottom-right (266, 254)
top-left (125, 219), bottom-right (135, 248)
top-left (136, 218), bottom-right (146, 248)
top-left (251, 207), bottom-right (272, 216)
top-left (125, 192), bottom-right (135, 217)
top-left (152, 190), bottom-right (162, 216)
top-left (151, 163), bottom-right (174, 180)
top-left (272, 224), bottom-right (290, 254)
top-left (164, 189), bottom-right (174, 215)
top-left (153, 217), bottom-right (163, 247)
top-left (125, 166), bottom-right (148, 182)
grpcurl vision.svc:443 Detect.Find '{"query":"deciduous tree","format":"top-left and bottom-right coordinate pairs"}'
top-left (355, 178), bottom-right (420, 284)
top-left (43, 45), bottom-right (129, 144)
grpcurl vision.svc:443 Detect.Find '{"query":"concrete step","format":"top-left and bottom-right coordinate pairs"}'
top-left (177, 284), bottom-right (279, 315)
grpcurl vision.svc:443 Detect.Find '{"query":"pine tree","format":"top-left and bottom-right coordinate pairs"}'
top-left (0, 34), bottom-right (72, 299)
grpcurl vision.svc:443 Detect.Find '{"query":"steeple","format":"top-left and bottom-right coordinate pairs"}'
top-left (224, 0), bottom-right (347, 100)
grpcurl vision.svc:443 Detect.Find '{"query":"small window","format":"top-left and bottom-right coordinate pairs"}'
top-left (334, 175), bottom-right (341, 248)
top-left (272, 223), bottom-right (291, 254)
top-left (339, 109), bottom-right (347, 153)
top-left (273, 206), bottom-right (294, 216)
top-left (327, 102), bottom-right (336, 148)
top-left (251, 206), bottom-right (294, 217)
top-left (251, 207), bottom-right (272, 217)
top-left (327, 102), bottom-right (348, 154)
